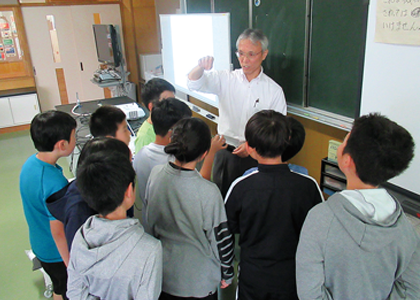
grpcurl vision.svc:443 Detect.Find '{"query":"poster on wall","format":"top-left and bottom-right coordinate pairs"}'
top-left (0, 12), bottom-right (22, 62)
top-left (375, 0), bottom-right (420, 46)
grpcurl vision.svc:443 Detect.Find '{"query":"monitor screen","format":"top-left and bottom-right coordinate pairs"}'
top-left (92, 24), bottom-right (120, 68)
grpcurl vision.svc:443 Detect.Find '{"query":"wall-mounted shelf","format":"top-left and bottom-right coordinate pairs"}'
top-left (90, 79), bottom-right (121, 88)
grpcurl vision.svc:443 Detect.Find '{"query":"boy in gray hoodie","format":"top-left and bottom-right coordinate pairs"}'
top-left (296, 113), bottom-right (420, 299)
top-left (67, 138), bottom-right (162, 300)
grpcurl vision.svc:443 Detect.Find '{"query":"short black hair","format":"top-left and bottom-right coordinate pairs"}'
top-left (30, 110), bottom-right (77, 152)
top-left (245, 110), bottom-right (290, 159)
top-left (141, 78), bottom-right (175, 109)
top-left (77, 136), bottom-right (131, 169)
top-left (343, 113), bottom-right (414, 186)
top-left (76, 137), bottom-right (135, 216)
top-left (165, 117), bottom-right (211, 163)
top-left (151, 98), bottom-right (192, 137)
top-left (282, 116), bottom-right (305, 162)
top-left (89, 105), bottom-right (126, 138)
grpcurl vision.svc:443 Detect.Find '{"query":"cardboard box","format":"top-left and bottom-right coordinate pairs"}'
top-left (139, 53), bottom-right (162, 81)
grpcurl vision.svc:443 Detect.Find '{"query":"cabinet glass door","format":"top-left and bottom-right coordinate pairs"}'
top-left (0, 10), bottom-right (22, 62)
top-left (0, 7), bottom-right (32, 81)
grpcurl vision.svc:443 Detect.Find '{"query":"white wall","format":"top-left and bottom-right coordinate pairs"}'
top-left (360, 0), bottom-right (420, 194)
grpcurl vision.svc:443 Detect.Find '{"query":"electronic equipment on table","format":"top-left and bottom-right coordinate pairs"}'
top-left (93, 69), bottom-right (121, 83)
top-left (93, 24), bottom-right (121, 68)
top-left (56, 96), bottom-right (149, 174)
top-left (114, 102), bottom-right (145, 120)
top-left (91, 24), bottom-right (128, 94)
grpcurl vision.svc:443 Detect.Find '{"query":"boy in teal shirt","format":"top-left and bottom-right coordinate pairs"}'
top-left (20, 110), bottom-right (76, 300)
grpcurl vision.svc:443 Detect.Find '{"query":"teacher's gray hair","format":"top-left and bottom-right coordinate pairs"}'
top-left (236, 29), bottom-right (269, 52)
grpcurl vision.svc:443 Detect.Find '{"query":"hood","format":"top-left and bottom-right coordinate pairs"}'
top-left (340, 189), bottom-right (396, 223)
top-left (327, 192), bottom-right (406, 252)
top-left (46, 181), bottom-right (72, 222)
top-left (73, 215), bottom-right (144, 277)
top-left (46, 180), bottom-right (96, 224)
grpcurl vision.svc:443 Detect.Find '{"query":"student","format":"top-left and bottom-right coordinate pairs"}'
top-left (133, 98), bottom-right (191, 222)
top-left (187, 28), bottom-right (287, 197)
top-left (244, 115), bottom-right (308, 176)
top-left (281, 115), bottom-right (308, 174)
top-left (145, 117), bottom-right (234, 299)
top-left (47, 105), bottom-right (132, 251)
top-left (20, 110), bottom-right (77, 300)
top-left (134, 98), bottom-right (226, 223)
top-left (89, 105), bottom-right (131, 146)
top-left (67, 141), bottom-right (162, 300)
top-left (134, 78), bottom-right (176, 153)
top-left (224, 110), bottom-right (323, 300)
top-left (48, 137), bottom-right (132, 250)
top-left (296, 113), bottom-right (420, 299)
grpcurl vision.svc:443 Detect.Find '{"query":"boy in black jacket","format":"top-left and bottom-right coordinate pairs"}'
top-left (224, 110), bottom-right (323, 300)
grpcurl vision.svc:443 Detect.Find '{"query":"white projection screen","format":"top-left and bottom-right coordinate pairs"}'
top-left (160, 13), bottom-right (231, 108)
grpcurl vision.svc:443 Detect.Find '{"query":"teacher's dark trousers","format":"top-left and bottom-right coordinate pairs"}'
top-left (212, 146), bottom-right (258, 198)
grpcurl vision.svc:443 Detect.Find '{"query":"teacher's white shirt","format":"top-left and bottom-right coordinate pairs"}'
top-left (187, 67), bottom-right (287, 142)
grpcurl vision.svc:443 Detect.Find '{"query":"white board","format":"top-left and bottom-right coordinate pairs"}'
top-left (160, 13), bottom-right (231, 108)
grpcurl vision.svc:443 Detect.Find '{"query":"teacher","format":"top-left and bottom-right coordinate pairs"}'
top-left (187, 28), bottom-right (287, 197)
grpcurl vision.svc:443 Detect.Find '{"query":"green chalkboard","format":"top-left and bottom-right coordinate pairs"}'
top-left (186, 0), bottom-right (211, 13)
top-left (186, 0), bottom-right (368, 119)
top-left (215, 0), bottom-right (249, 70)
top-left (307, 0), bottom-right (368, 118)
top-left (253, 0), bottom-right (307, 107)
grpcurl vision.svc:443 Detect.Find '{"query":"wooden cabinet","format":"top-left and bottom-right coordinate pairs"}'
top-left (0, 97), bottom-right (15, 128)
top-left (0, 6), bottom-right (35, 91)
top-left (9, 94), bottom-right (40, 124)
top-left (0, 92), bottom-right (40, 129)
top-left (119, 0), bottom-right (160, 101)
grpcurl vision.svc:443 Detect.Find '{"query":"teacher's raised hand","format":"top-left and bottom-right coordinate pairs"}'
top-left (188, 56), bottom-right (215, 81)
top-left (198, 56), bottom-right (214, 71)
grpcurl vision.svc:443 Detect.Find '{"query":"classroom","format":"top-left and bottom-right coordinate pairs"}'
top-left (1, 0), bottom-right (420, 299)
